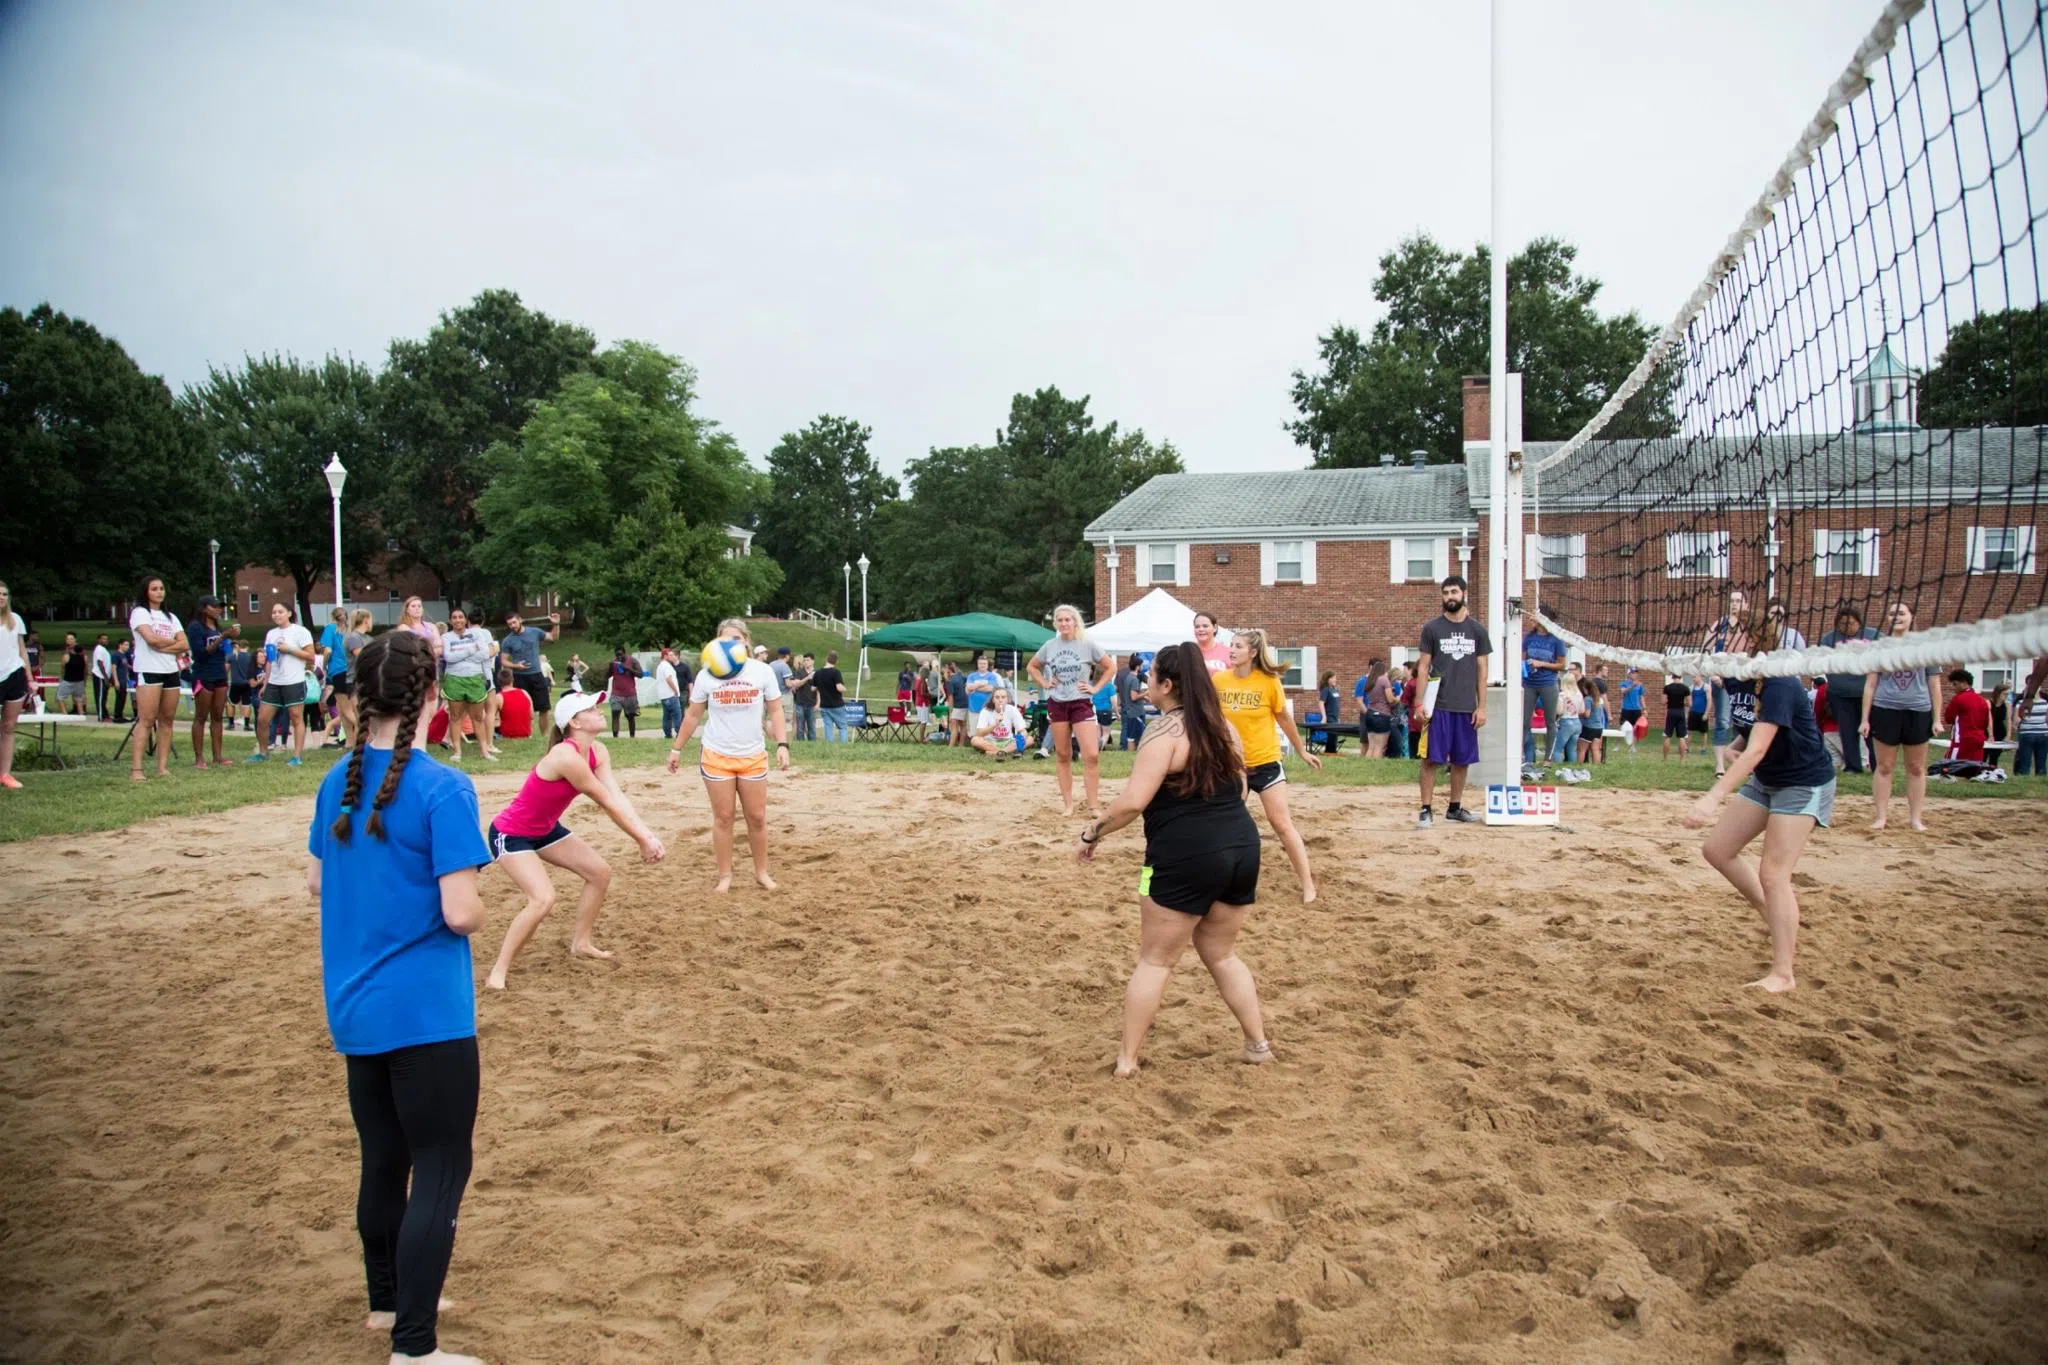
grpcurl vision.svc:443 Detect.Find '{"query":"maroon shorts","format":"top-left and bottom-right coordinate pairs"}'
top-left (1046, 697), bottom-right (1097, 725)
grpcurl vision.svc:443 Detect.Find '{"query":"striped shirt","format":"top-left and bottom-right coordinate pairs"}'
top-left (2020, 696), bottom-right (2048, 738)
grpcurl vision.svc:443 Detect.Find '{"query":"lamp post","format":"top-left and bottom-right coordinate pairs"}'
top-left (208, 539), bottom-right (220, 601)
top-left (323, 455), bottom-right (348, 620)
top-left (843, 561), bottom-right (852, 640)
top-left (856, 553), bottom-right (870, 695)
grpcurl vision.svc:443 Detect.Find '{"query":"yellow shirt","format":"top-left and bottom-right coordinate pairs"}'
top-left (1215, 668), bottom-right (1285, 768)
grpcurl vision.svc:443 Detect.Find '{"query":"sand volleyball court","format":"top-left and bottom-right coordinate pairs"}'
top-left (1, 770), bottom-right (2043, 1363)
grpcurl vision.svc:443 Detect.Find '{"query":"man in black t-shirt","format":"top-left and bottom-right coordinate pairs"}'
top-left (1661, 677), bottom-right (1692, 761)
top-left (814, 651), bottom-right (848, 742)
top-left (1414, 576), bottom-right (1492, 828)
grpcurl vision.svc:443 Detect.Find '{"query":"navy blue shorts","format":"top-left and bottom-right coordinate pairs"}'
top-left (488, 820), bottom-right (572, 859)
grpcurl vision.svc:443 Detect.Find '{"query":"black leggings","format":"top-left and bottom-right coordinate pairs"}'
top-left (346, 1036), bottom-right (479, 1357)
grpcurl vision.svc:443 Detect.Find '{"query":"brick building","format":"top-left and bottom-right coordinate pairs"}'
top-left (1087, 352), bottom-right (2043, 731)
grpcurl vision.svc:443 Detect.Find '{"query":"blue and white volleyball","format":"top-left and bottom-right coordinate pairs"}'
top-left (700, 637), bottom-right (748, 680)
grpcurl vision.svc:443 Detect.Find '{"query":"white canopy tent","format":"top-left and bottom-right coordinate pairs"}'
top-left (1087, 589), bottom-right (1235, 655)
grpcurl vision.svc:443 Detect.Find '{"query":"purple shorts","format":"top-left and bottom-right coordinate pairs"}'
top-left (1425, 709), bottom-right (1480, 768)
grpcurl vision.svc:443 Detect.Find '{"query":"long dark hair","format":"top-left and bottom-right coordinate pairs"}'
top-left (330, 631), bottom-right (438, 844)
top-left (1153, 642), bottom-right (1241, 797)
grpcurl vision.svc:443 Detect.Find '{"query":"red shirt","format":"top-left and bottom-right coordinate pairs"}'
top-left (1943, 687), bottom-right (1990, 761)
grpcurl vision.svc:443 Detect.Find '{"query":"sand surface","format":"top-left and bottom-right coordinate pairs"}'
top-left (1, 769), bottom-right (2044, 1364)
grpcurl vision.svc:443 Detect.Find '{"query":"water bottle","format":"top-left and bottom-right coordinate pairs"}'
top-left (265, 641), bottom-right (278, 665)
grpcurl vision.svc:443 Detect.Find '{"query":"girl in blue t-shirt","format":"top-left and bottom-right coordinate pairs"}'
top-left (307, 629), bottom-right (491, 1365)
top-left (1682, 612), bottom-right (1836, 995)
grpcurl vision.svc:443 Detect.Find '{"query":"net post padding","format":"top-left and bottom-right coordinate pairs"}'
top-left (1531, 0), bottom-right (1928, 478)
top-left (1533, 606), bottom-right (2048, 681)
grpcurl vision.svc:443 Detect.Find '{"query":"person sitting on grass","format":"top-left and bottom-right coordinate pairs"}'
top-left (971, 686), bottom-right (1030, 759)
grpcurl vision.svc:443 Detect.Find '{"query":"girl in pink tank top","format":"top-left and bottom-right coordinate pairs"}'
top-left (484, 690), bottom-right (665, 991)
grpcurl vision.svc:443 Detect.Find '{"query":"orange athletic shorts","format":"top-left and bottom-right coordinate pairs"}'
top-left (699, 748), bottom-right (769, 782)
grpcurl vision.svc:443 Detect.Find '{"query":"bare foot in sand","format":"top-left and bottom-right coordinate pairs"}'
top-left (366, 1298), bottom-right (456, 1331)
top-left (1909, 819), bottom-right (1928, 832)
top-left (1112, 1057), bottom-right (1139, 1079)
top-left (755, 871), bottom-right (777, 891)
top-left (1868, 818), bottom-right (1887, 831)
top-left (713, 874), bottom-right (732, 894)
top-left (389, 1351), bottom-right (485, 1364)
top-left (1746, 972), bottom-right (1796, 994)
top-left (569, 941), bottom-right (613, 963)
top-left (1243, 1039), bottom-right (1274, 1065)
top-left (1300, 882), bottom-right (1317, 906)
top-left (484, 970), bottom-right (507, 991)
top-left (1060, 800), bottom-right (1076, 818)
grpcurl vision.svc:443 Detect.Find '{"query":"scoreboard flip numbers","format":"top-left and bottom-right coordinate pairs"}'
top-left (1484, 784), bottom-right (1560, 826)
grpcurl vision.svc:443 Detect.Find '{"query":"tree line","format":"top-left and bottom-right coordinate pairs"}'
top-left (8, 235), bottom-right (2030, 639)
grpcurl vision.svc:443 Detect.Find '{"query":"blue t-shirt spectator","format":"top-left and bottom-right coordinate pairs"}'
top-left (230, 645), bottom-right (258, 688)
top-left (308, 749), bottom-right (491, 1056)
top-left (944, 671), bottom-right (968, 709)
top-left (966, 669), bottom-right (1001, 713)
top-left (499, 625), bottom-right (546, 676)
top-left (1622, 680), bottom-right (1644, 712)
top-left (1092, 677), bottom-right (1115, 714)
top-left (1728, 677), bottom-right (1836, 788)
top-left (320, 623), bottom-right (348, 680)
top-left (114, 642), bottom-right (133, 686)
top-left (187, 617), bottom-right (233, 686)
top-left (1523, 631), bottom-right (1569, 687)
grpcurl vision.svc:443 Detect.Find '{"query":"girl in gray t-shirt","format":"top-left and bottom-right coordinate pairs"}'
top-left (1859, 603), bottom-right (1943, 831)
top-left (1027, 605), bottom-right (1114, 816)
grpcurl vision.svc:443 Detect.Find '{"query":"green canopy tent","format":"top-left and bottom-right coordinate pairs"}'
top-left (862, 612), bottom-right (1053, 653)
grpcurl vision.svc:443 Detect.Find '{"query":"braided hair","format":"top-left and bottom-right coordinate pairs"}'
top-left (330, 630), bottom-right (438, 844)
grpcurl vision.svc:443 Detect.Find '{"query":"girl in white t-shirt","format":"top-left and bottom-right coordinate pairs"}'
top-left (972, 687), bottom-right (1030, 758)
top-left (128, 576), bottom-right (189, 782)
top-left (664, 619), bottom-right (791, 893)
top-left (0, 581), bottom-right (27, 791)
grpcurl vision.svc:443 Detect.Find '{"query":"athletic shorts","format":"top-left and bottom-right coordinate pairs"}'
top-left (1046, 697), bottom-right (1096, 726)
top-left (328, 675), bottom-right (354, 698)
top-left (1425, 710), bottom-right (1480, 768)
top-left (608, 694), bottom-right (640, 714)
top-left (1737, 775), bottom-right (1836, 828)
top-left (1620, 709), bottom-right (1643, 726)
top-left (489, 820), bottom-right (573, 858)
top-left (260, 681), bottom-right (306, 708)
top-left (55, 680), bottom-right (84, 702)
top-left (1245, 760), bottom-right (1286, 794)
top-left (1139, 841), bottom-right (1260, 917)
top-left (1869, 705), bottom-right (1933, 748)
top-left (229, 683), bottom-right (253, 706)
top-left (0, 669), bottom-right (26, 705)
top-left (1664, 710), bottom-right (1689, 738)
top-left (700, 748), bottom-right (769, 782)
top-left (442, 673), bottom-right (487, 705)
top-left (139, 670), bottom-right (181, 689)
top-left (1689, 712), bottom-right (1709, 736)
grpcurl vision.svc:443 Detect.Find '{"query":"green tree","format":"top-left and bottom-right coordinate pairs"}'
top-left (1918, 304), bottom-right (2048, 428)
top-left (187, 354), bottom-right (386, 623)
top-left (376, 289), bottom-right (596, 603)
top-left (873, 388), bottom-right (1181, 620)
top-left (474, 342), bottom-right (779, 646)
top-left (754, 415), bottom-right (900, 614)
top-left (1288, 236), bottom-right (1672, 465)
top-left (0, 304), bottom-right (224, 610)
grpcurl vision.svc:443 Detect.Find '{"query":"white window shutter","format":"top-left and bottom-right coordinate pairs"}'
top-left (1863, 528), bottom-right (1881, 577)
top-left (1570, 534), bottom-right (1587, 579)
top-left (1174, 543), bottom-right (1191, 587)
top-left (1433, 538), bottom-right (1451, 583)
top-left (1301, 541), bottom-right (1318, 585)
top-left (1813, 529), bottom-right (1832, 578)
top-left (1300, 646), bottom-right (1319, 691)
top-left (1665, 532), bottom-right (1684, 579)
top-left (1525, 537), bottom-right (1544, 580)
top-left (1390, 540), bottom-right (1405, 584)
top-left (1715, 534), bottom-right (1731, 579)
top-left (1259, 541), bottom-right (1276, 587)
top-left (2022, 527), bottom-right (2040, 574)
top-left (1966, 527), bottom-right (1985, 573)
top-left (1134, 544), bottom-right (1151, 588)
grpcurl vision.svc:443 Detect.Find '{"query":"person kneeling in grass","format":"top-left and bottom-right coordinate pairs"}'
top-left (1683, 608), bottom-right (1837, 994)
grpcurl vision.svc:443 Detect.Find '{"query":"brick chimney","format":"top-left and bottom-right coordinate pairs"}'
top-left (1461, 375), bottom-right (1489, 443)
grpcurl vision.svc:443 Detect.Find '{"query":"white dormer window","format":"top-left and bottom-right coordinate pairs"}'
top-left (1274, 541), bottom-right (1302, 582)
top-left (1148, 543), bottom-right (1176, 583)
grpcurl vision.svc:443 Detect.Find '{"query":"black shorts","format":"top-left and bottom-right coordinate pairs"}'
top-left (138, 670), bottom-right (181, 688)
top-left (1869, 705), bottom-right (1934, 747)
top-left (1664, 710), bottom-right (1689, 738)
top-left (1689, 712), bottom-right (1709, 735)
top-left (1363, 713), bottom-right (1393, 735)
top-left (329, 675), bottom-right (354, 698)
top-left (1620, 708), bottom-right (1643, 726)
top-left (488, 820), bottom-right (573, 859)
top-left (1140, 840), bottom-right (1260, 916)
top-left (0, 669), bottom-right (25, 705)
top-left (229, 683), bottom-right (253, 705)
top-left (1245, 761), bottom-right (1286, 794)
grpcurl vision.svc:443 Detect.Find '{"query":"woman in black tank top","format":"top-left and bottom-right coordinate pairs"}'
top-left (1077, 642), bottom-right (1273, 1079)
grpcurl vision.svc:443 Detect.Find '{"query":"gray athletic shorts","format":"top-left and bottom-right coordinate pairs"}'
top-left (1737, 775), bottom-right (1835, 827)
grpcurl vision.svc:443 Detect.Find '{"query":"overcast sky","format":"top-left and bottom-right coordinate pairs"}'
top-left (0, 0), bottom-right (1884, 476)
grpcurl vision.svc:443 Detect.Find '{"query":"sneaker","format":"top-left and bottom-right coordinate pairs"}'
top-left (286, 757), bottom-right (303, 767)
top-left (1416, 807), bottom-right (1434, 829)
top-left (245, 753), bottom-right (267, 763)
top-left (0, 774), bottom-right (21, 790)
top-left (1445, 805), bottom-right (1480, 824)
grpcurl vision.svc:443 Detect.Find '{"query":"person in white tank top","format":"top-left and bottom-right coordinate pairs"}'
top-left (0, 581), bottom-right (28, 791)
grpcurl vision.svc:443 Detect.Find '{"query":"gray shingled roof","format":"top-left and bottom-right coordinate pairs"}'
top-left (1467, 427), bottom-right (2046, 510)
top-left (1084, 465), bottom-right (1475, 539)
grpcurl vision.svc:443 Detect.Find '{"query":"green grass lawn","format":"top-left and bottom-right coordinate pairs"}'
top-left (4, 705), bottom-right (2041, 845)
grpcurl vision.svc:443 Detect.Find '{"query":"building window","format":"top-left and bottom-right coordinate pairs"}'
top-left (1274, 647), bottom-right (1304, 689)
top-left (388, 589), bottom-right (402, 602)
top-left (1814, 528), bottom-right (1878, 577)
top-left (1968, 526), bottom-right (2037, 574)
top-left (1665, 531), bottom-right (1729, 579)
top-left (1405, 539), bottom-right (1436, 581)
top-left (1149, 543), bottom-right (1176, 583)
top-left (246, 590), bottom-right (260, 615)
top-left (1273, 541), bottom-right (1303, 582)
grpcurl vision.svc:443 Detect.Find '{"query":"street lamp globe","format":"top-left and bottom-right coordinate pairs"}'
top-left (857, 553), bottom-right (869, 575)
top-left (324, 454), bottom-right (348, 498)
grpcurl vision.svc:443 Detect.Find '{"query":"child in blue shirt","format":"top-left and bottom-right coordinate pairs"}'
top-left (307, 629), bottom-right (490, 1365)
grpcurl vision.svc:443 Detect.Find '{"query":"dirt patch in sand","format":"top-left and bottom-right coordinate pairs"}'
top-left (2, 769), bottom-right (2044, 1362)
